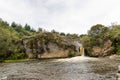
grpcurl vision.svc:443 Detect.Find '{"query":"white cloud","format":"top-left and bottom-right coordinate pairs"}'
top-left (0, 0), bottom-right (120, 34)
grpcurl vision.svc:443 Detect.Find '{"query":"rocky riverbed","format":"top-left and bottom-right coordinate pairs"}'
top-left (0, 56), bottom-right (120, 80)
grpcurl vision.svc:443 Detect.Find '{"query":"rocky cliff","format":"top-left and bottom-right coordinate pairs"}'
top-left (22, 32), bottom-right (81, 58)
top-left (90, 40), bottom-right (114, 57)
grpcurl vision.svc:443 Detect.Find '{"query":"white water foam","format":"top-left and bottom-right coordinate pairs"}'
top-left (56, 56), bottom-right (98, 63)
top-left (1, 76), bottom-right (7, 80)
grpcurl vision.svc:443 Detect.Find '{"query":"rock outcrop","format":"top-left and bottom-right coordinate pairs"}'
top-left (91, 40), bottom-right (114, 57)
top-left (117, 65), bottom-right (120, 80)
top-left (22, 32), bottom-right (81, 58)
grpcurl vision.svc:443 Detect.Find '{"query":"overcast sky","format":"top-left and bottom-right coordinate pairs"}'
top-left (0, 0), bottom-right (120, 34)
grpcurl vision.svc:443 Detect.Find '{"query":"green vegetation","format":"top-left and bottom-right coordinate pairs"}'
top-left (81, 24), bottom-right (120, 56)
top-left (1, 18), bottom-right (120, 61)
top-left (0, 18), bottom-right (79, 61)
top-left (4, 59), bottom-right (29, 63)
top-left (8, 52), bottom-right (27, 60)
top-left (25, 32), bottom-right (78, 58)
top-left (0, 18), bottom-right (35, 60)
top-left (68, 50), bottom-right (75, 57)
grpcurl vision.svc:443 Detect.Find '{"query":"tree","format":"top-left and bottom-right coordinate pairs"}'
top-left (88, 24), bottom-right (107, 36)
top-left (51, 29), bottom-right (59, 34)
top-left (11, 22), bottom-right (17, 28)
top-left (60, 32), bottom-right (65, 36)
top-left (15, 24), bottom-right (22, 32)
top-left (38, 27), bottom-right (43, 32)
top-left (0, 27), bottom-right (19, 59)
top-left (109, 25), bottom-right (120, 54)
top-left (66, 33), bottom-right (71, 36)
top-left (24, 24), bottom-right (31, 31)
top-left (30, 28), bottom-right (36, 32)
top-left (0, 18), bottom-right (9, 28)
top-left (51, 29), bottom-right (56, 33)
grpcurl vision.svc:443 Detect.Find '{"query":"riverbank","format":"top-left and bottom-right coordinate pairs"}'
top-left (109, 54), bottom-right (120, 60)
top-left (0, 59), bottom-right (37, 63)
top-left (1, 54), bottom-right (120, 63)
top-left (0, 56), bottom-right (119, 80)
top-left (4, 59), bottom-right (30, 63)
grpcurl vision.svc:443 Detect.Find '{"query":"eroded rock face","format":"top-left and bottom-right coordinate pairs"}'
top-left (117, 65), bottom-right (120, 80)
top-left (23, 38), bottom-right (35, 58)
top-left (22, 32), bottom-right (81, 58)
top-left (91, 40), bottom-right (113, 57)
top-left (47, 42), bottom-right (62, 53)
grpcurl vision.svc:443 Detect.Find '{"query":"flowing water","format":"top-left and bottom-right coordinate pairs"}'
top-left (0, 56), bottom-right (120, 80)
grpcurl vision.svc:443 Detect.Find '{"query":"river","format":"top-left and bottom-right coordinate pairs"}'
top-left (0, 56), bottom-right (120, 80)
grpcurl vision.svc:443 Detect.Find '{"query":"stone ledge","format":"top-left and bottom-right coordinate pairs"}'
top-left (118, 66), bottom-right (120, 73)
top-left (117, 65), bottom-right (120, 80)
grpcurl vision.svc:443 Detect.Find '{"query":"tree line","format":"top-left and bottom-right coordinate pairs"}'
top-left (0, 18), bottom-right (120, 60)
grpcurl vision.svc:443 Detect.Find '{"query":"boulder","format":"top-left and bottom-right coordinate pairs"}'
top-left (91, 40), bottom-right (113, 57)
top-left (117, 66), bottom-right (120, 80)
top-left (22, 32), bottom-right (81, 58)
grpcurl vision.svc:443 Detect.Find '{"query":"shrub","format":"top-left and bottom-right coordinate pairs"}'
top-left (68, 50), bottom-right (74, 57)
top-left (8, 52), bottom-right (27, 60)
top-left (116, 46), bottom-right (120, 55)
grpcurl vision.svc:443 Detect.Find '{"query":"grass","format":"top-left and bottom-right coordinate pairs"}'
top-left (4, 59), bottom-right (32, 63)
top-left (2, 50), bottom-right (74, 63)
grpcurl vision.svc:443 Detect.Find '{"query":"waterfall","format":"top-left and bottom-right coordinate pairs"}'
top-left (73, 41), bottom-right (86, 56)
top-left (81, 48), bottom-right (85, 56)
top-left (80, 47), bottom-right (85, 56)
